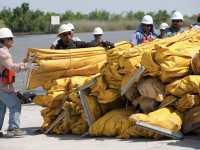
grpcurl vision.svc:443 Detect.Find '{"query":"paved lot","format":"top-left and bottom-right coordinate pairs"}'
top-left (0, 103), bottom-right (200, 150)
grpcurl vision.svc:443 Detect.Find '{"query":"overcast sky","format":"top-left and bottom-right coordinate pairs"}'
top-left (0, 0), bottom-right (199, 17)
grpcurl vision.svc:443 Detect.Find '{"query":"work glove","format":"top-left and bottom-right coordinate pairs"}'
top-left (24, 62), bottom-right (40, 70)
top-left (101, 40), bottom-right (115, 49)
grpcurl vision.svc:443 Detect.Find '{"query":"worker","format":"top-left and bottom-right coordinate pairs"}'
top-left (157, 23), bottom-right (169, 39)
top-left (130, 15), bottom-right (157, 46)
top-left (91, 27), bottom-right (103, 42)
top-left (162, 11), bottom-right (184, 39)
top-left (0, 28), bottom-right (39, 137)
top-left (55, 24), bottom-right (114, 49)
top-left (191, 13), bottom-right (200, 29)
top-left (50, 23), bottom-right (81, 49)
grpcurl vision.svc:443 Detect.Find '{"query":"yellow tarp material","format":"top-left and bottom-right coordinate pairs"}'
top-left (63, 91), bottom-right (102, 124)
top-left (165, 75), bottom-right (200, 97)
top-left (141, 29), bottom-right (200, 82)
top-left (24, 42), bottom-right (131, 90)
top-left (70, 118), bottom-right (89, 135)
top-left (117, 107), bottom-right (183, 139)
top-left (24, 49), bottom-right (106, 89)
top-left (97, 89), bottom-right (121, 103)
top-left (52, 113), bottom-right (80, 134)
top-left (159, 94), bottom-right (200, 112)
top-left (89, 108), bottom-right (134, 137)
top-left (99, 62), bottom-right (123, 89)
top-left (137, 77), bottom-right (166, 102)
top-left (106, 42), bottom-right (134, 63)
top-left (43, 77), bottom-right (71, 93)
top-left (40, 107), bottom-right (58, 128)
top-left (33, 90), bottom-right (69, 108)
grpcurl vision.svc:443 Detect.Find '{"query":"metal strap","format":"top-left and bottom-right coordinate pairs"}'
top-left (44, 108), bottom-right (71, 135)
top-left (118, 66), bottom-right (145, 96)
top-left (79, 90), bottom-right (93, 126)
top-left (158, 98), bottom-right (179, 110)
top-left (76, 78), bottom-right (97, 92)
top-left (54, 84), bottom-right (78, 117)
top-left (136, 121), bottom-right (183, 140)
top-left (22, 53), bottom-right (36, 91)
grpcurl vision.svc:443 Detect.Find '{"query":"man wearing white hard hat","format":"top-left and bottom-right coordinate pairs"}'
top-left (91, 27), bottom-right (103, 42)
top-left (162, 11), bottom-right (184, 39)
top-left (50, 23), bottom-right (81, 49)
top-left (0, 28), bottom-right (39, 137)
top-left (130, 15), bottom-right (157, 46)
top-left (55, 24), bottom-right (114, 49)
top-left (157, 23), bottom-right (169, 39)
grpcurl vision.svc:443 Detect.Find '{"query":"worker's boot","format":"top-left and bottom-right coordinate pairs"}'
top-left (7, 128), bottom-right (27, 136)
top-left (0, 132), bottom-right (3, 137)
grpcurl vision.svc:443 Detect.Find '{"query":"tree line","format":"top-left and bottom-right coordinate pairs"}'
top-left (0, 3), bottom-right (197, 33)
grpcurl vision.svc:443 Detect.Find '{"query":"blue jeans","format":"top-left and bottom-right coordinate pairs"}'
top-left (0, 89), bottom-right (21, 131)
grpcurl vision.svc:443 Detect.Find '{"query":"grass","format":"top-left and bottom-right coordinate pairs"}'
top-left (61, 19), bottom-right (141, 33)
top-left (0, 20), bottom-right (6, 28)
top-left (0, 18), bottom-right (196, 34)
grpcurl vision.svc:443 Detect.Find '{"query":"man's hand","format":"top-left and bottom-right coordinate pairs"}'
top-left (25, 62), bottom-right (39, 70)
top-left (101, 40), bottom-right (115, 49)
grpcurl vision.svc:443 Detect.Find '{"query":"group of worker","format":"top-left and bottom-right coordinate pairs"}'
top-left (0, 11), bottom-right (200, 138)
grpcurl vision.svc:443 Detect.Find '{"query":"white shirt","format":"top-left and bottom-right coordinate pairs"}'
top-left (52, 37), bottom-right (81, 46)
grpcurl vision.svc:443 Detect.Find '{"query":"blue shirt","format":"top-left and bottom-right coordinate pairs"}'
top-left (192, 22), bottom-right (200, 29)
top-left (130, 23), bottom-right (157, 46)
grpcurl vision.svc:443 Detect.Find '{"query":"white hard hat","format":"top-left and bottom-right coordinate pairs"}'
top-left (57, 24), bottom-right (71, 37)
top-left (142, 15), bottom-right (153, 24)
top-left (67, 23), bottom-right (74, 30)
top-left (93, 27), bottom-right (103, 34)
top-left (171, 11), bottom-right (184, 20)
top-left (0, 28), bottom-right (14, 38)
top-left (159, 23), bottom-right (169, 30)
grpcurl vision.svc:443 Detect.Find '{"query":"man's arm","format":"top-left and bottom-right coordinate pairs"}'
top-left (130, 34), bottom-right (138, 46)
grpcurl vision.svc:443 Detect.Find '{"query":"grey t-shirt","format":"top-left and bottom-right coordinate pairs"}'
top-left (161, 26), bottom-right (184, 39)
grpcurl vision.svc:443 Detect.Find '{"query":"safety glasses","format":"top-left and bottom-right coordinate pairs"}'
top-left (172, 20), bottom-right (182, 23)
top-left (94, 34), bottom-right (102, 37)
top-left (142, 24), bottom-right (152, 27)
top-left (7, 37), bottom-right (13, 41)
top-left (61, 32), bottom-right (71, 36)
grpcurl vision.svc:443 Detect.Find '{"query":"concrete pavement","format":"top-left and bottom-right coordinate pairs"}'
top-left (0, 103), bottom-right (200, 150)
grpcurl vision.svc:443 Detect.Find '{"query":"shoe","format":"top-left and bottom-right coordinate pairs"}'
top-left (0, 132), bottom-right (3, 137)
top-left (7, 128), bottom-right (27, 136)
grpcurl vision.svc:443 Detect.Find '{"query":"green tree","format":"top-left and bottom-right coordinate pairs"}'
top-left (21, 2), bottom-right (29, 14)
top-left (125, 11), bottom-right (134, 20)
top-left (134, 11), bottom-right (145, 20)
top-left (154, 10), bottom-right (170, 24)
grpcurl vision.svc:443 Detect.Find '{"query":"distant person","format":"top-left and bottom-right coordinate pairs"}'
top-left (191, 13), bottom-right (200, 29)
top-left (91, 27), bottom-right (103, 42)
top-left (55, 24), bottom-right (114, 49)
top-left (50, 23), bottom-right (81, 49)
top-left (130, 15), bottom-right (157, 46)
top-left (157, 23), bottom-right (169, 39)
top-left (162, 11), bottom-right (184, 39)
top-left (0, 28), bottom-right (39, 137)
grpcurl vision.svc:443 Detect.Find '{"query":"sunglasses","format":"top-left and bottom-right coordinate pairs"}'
top-left (172, 20), bottom-right (182, 23)
top-left (61, 32), bottom-right (71, 36)
top-left (94, 34), bottom-right (102, 37)
top-left (71, 29), bottom-right (74, 31)
top-left (142, 24), bottom-right (152, 27)
top-left (7, 37), bottom-right (13, 41)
